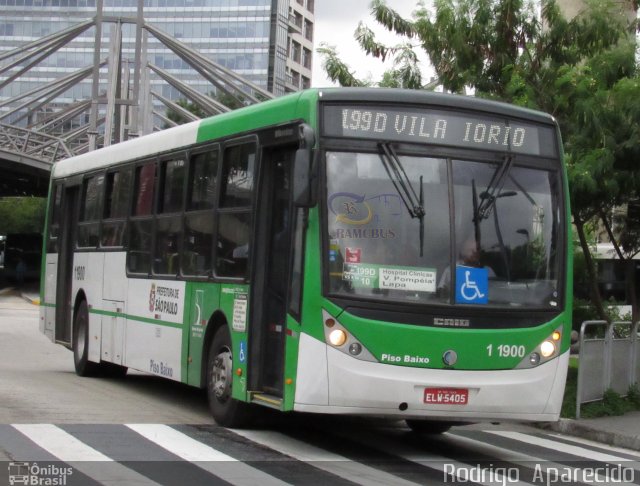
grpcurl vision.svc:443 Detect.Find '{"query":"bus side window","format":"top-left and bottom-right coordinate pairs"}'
top-left (47, 183), bottom-right (63, 253)
top-left (215, 142), bottom-right (255, 279)
top-left (128, 162), bottom-right (156, 274)
top-left (154, 157), bottom-right (185, 275)
top-left (77, 174), bottom-right (104, 248)
top-left (182, 148), bottom-right (218, 277)
top-left (101, 169), bottom-right (131, 248)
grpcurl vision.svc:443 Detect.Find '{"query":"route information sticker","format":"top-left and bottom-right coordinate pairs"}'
top-left (343, 263), bottom-right (436, 292)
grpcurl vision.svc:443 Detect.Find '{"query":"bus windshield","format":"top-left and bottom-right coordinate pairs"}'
top-left (326, 151), bottom-right (561, 309)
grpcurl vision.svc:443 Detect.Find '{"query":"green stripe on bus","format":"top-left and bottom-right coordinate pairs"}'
top-left (89, 308), bottom-right (183, 329)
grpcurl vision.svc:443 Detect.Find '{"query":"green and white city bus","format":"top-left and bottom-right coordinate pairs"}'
top-left (40, 88), bottom-right (571, 431)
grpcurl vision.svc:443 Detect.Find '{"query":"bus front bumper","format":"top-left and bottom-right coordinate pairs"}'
top-left (293, 333), bottom-right (568, 422)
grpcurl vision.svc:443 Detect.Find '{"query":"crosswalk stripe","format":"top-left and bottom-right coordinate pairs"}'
top-left (127, 424), bottom-right (292, 486)
top-left (127, 424), bottom-right (237, 462)
top-left (327, 427), bottom-right (536, 486)
top-left (232, 429), bottom-right (423, 486)
top-left (544, 432), bottom-right (640, 460)
top-left (12, 424), bottom-right (161, 485)
top-left (12, 424), bottom-right (111, 462)
top-left (486, 430), bottom-right (640, 468)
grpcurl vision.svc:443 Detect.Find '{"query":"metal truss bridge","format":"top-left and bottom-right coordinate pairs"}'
top-left (0, 1), bottom-right (275, 196)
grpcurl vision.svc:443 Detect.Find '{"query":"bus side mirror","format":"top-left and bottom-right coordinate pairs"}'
top-left (293, 124), bottom-right (316, 207)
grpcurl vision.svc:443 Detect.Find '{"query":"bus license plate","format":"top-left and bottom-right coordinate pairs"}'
top-left (423, 388), bottom-right (468, 405)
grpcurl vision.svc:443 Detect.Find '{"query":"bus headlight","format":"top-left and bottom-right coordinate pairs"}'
top-left (322, 310), bottom-right (377, 362)
top-left (516, 326), bottom-right (563, 369)
top-left (540, 340), bottom-right (556, 358)
top-left (329, 329), bottom-right (347, 346)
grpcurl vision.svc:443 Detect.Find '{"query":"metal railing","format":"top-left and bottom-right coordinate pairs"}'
top-left (576, 320), bottom-right (640, 418)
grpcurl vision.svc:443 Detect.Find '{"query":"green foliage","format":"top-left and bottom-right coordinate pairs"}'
top-left (0, 197), bottom-right (46, 235)
top-left (317, 44), bottom-right (370, 88)
top-left (562, 370), bottom-right (640, 418)
top-left (579, 388), bottom-right (640, 418)
top-left (165, 91), bottom-right (247, 127)
top-left (165, 98), bottom-right (206, 126)
top-left (561, 366), bottom-right (578, 418)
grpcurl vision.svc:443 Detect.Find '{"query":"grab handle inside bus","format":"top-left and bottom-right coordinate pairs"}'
top-left (293, 123), bottom-right (316, 207)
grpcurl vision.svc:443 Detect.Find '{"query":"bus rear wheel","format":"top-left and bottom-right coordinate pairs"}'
top-left (405, 420), bottom-right (452, 434)
top-left (73, 300), bottom-right (99, 377)
top-left (206, 326), bottom-right (252, 428)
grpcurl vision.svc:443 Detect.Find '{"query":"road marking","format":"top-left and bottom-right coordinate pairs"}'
top-left (13, 424), bottom-right (111, 462)
top-left (232, 429), bottom-right (422, 486)
top-left (486, 430), bottom-right (640, 468)
top-left (329, 426), bottom-right (536, 486)
top-left (127, 424), bottom-right (291, 486)
top-left (12, 424), bottom-right (161, 485)
top-left (546, 432), bottom-right (640, 460)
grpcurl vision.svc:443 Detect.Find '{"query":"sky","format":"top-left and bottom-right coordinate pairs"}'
top-left (311, 0), bottom-right (429, 87)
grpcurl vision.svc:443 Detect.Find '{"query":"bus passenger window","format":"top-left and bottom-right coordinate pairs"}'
top-left (220, 144), bottom-right (255, 208)
top-left (78, 174), bottom-right (104, 248)
top-left (188, 150), bottom-right (218, 211)
top-left (216, 212), bottom-right (250, 278)
top-left (154, 217), bottom-right (181, 275)
top-left (181, 148), bottom-right (218, 277)
top-left (101, 169), bottom-right (131, 247)
top-left (215, 142), bottom-right (255, 279)
top-left (128, 220), bottom-right (153, 273)
top-left (128, 162), bottom-right (156, 274)
top-left (159, 158), bottom-right (186, 214)
top-left (47, 184), bottom-right (62, 253)
top-left (133, 163), bottom-right (156, 216)
top-left (182, 213), bottom-right (213, 276)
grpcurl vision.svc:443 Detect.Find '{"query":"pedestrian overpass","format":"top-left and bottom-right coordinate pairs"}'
top-left (0, 124), bottom-right (69, 197)
top-left (0, 3), bottom-right (276, 197)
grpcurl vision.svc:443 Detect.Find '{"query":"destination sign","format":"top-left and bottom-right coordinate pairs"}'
top-left (322, 105), bottom-right (557, 157)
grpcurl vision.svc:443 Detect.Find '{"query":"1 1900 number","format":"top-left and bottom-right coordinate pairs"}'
top-left (486, 344), bottom-right (525, 358)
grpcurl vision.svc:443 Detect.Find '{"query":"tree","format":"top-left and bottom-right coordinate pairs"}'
top-left (165, 91), bottom-right (248, 126)
top-left (320, 0), bottom-right (640, 321)
top-left (0, 197), bottom-right (46, 235)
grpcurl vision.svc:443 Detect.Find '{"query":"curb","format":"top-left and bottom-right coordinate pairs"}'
top-left (20, 294), bottom-right (40, 306)
top-left (537, 419), bottom-right (640, 452)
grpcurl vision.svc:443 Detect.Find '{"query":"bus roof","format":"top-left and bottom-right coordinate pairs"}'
top-left (51, 89), bottom-right (312, 179)
top-left (51, 88), bottom-right (556, 179)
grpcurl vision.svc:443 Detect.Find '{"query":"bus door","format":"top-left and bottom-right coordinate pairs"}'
top-left (55, 185), bottom-right (79, 345)
top-left (249, 147), bottom-right (295, 398)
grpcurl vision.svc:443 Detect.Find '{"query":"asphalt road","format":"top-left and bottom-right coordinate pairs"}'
top-left (0, 294), bottom-right (211, 424)
top-left (2, 292), bottom-right (640, 486)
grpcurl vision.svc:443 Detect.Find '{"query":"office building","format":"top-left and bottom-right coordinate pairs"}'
top-left (0, 0), bottom-right (315, 127)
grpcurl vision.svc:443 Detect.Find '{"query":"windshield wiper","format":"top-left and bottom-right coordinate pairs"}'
top-left (378, 142), bottom-right (425, 256)
top-left (474, 155), bottom-right (515, 221)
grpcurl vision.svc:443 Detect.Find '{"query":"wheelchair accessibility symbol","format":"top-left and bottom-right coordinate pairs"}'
top-left (455, 266), bottom-right (488, 304)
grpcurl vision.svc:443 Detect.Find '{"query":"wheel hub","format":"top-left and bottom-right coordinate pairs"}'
top-left (212, 347), bottom-right (232, 402)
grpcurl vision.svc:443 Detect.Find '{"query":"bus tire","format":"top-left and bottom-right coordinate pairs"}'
top-left (73, 299), bottom-right (99, 377)
top-left (405, 419), bottom-right (452, 434)
top-left (206, 326), bottom-right (252, 427)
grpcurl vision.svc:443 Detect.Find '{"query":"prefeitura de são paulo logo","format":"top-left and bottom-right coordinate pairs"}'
top-left (149, 283), bottom-right (156, 312)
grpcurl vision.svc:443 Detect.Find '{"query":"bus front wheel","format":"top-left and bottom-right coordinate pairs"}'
top-left (73, 300), bottom-right (99, 377)
top-left (206, 327), bottom-right (252, 427)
